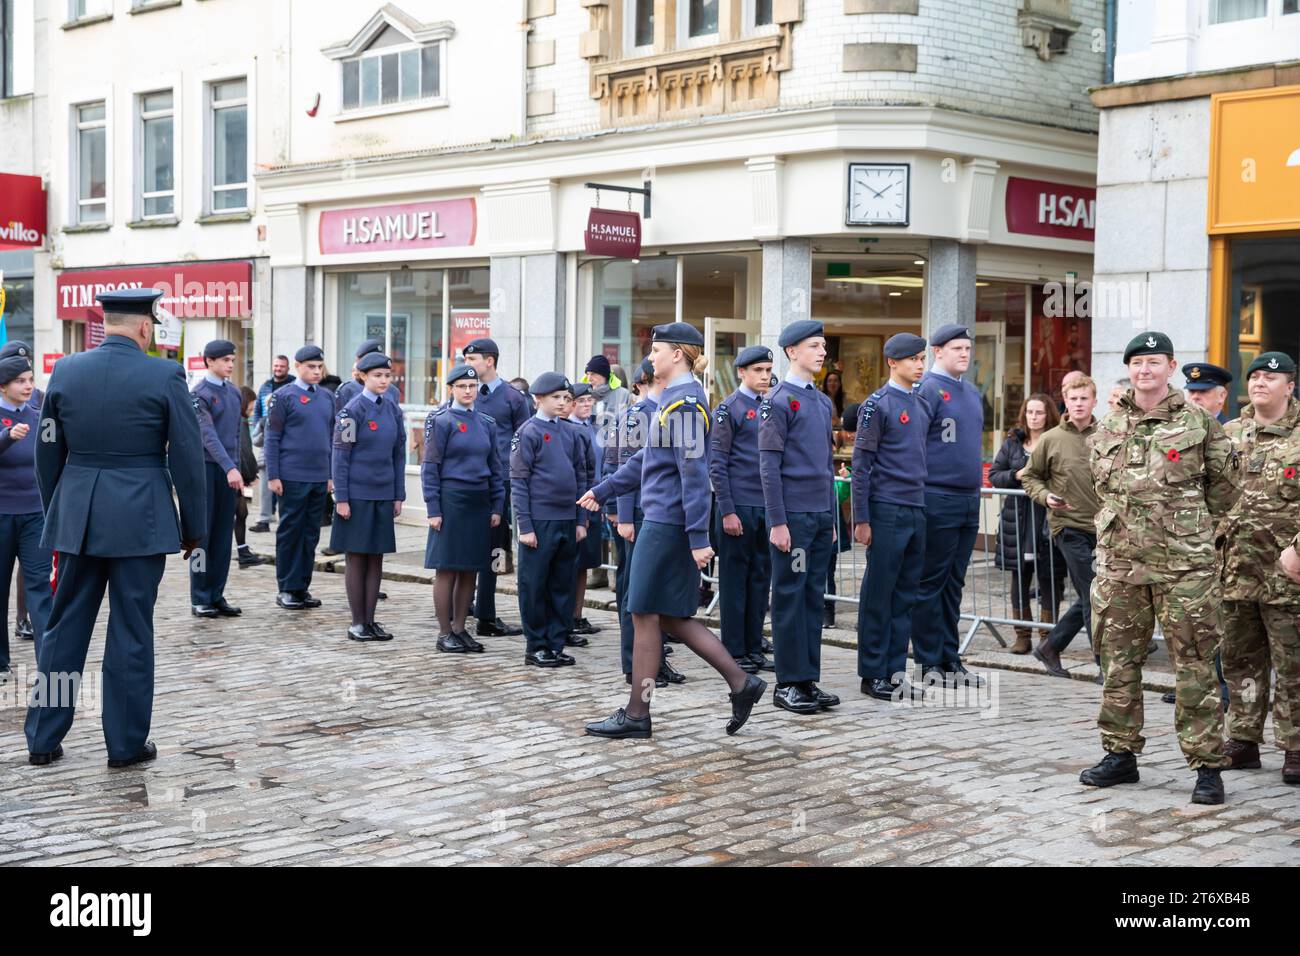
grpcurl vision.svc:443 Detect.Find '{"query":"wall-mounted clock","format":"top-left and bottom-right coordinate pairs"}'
top-left (846, 162), bottom-right (910, 227)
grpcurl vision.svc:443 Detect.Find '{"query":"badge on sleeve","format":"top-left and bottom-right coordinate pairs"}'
top-left (759, 398), bottom-right (772, 421)
top-left (715, 402), bottom-right (729, 426)
top-left (511, 434), bottom-right (521, 453)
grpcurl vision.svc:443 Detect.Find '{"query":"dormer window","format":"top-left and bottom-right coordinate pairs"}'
top-left (323, 4), bottom-right (454, 119)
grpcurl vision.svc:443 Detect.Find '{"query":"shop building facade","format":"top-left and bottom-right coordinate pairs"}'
top-left (0, 0), bottom-right (42, 351)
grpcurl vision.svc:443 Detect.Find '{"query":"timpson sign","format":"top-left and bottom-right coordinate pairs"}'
top-left (56, 261), bottom-right (253, 321)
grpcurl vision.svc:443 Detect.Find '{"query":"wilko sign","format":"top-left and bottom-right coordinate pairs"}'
top-left (0, 173), bottom-right (47, 249)
top-left (584, 208), bottom-right (641, 258)
top-left (56, 261), bottom-right (253, 322)
top-left (43, 354), bottom-right (63, 374)
top-left (319, 198), bottom-right (477, 255)
top-left (1004, 176), bottom-right (1096, 242)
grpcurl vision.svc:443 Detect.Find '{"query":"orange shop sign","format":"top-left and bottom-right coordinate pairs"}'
top-left (1208, 85), bottom-right (1300, 235)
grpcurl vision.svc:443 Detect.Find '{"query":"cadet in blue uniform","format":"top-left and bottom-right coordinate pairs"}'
top-left (567, 382), bottom-right (603, 643)
top-left (265, 345), bottom-right (334, 610)
top-left (759, 320), bottom-right (841, 715)
top-left (1183, 362), bottom-right (1233, 425)
top-left (0, 354), bottom-right (53, 675)
top-left (26, 288), bottom-right (205, 767)
top-left (853, 333), bottom-right (931, 701)
top-left (581, 323), bottom-right (765, 739)
top-left (462, 338), bottom-right (531, 638)
top-left (333, 339), bottom-right (394, 414)
top-left (423, 363), bottom-right (504, 654)
top-left (711, 344), bottom-right (776, 675)
top-left (331, 352), bottom-right (407, 642)
top-left (912, 323), bottom-right (985, 686)
top-left (190, 339), bottom-right (244, 618)
top-left (0, 341), bottom-right (42, 646)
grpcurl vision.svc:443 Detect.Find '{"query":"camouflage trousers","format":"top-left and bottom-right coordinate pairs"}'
top-left (1222, 600), bottom-right (1300, 751)
top-left (1092, 572), bottom-right (1227, 770)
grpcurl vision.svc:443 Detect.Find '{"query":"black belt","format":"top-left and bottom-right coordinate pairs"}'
top-left (67, 452), bottom-right (165, 469)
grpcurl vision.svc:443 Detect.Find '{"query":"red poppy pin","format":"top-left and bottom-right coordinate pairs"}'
top-left (746, 409), bottom-right (757, 420)
top-left (1, 418), bottom-right (11, 428)
top-left (300, 394), bottom-right (310, 404)
top-left (941, 390), bottom-right (951, 401)
top-left (368, 421), bottom-right (378, 431)
top-left (1166, 448), bottom-right (1180, 462)
top-left (1285, 466), bottom-right (1298, 480)
top-left (789, 398), bottom-right (801, 412)
top-left (458, 422), bottom-right (468, 433)
top-left (544, 433), bottom-right (551, 443)
top-left (899, 411), bottom-right (910, 424)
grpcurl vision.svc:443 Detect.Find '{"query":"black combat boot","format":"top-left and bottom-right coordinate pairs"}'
top-left (1079, 751), bottom-right (1139, 788)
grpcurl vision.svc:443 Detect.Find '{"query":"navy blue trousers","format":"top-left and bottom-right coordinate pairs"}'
top-left (25, 551), bottom-right (165, 760)
top-left (276, 480), bottom-right (328, 593)
top-left (473, 479), bottom-right (511, 622)
top-left (190, 462), bottom-right (235, 605)
top-left (517, 518), bottom-right (577, 655)
top-left (0, 512), bottom-right (53, 668)
top-left (856, 502), bottom-right (926, 681)
top-left (716, 503), bottom-right (770, 660)
top-left (768, 510), bottom-right (834, 684)
top-left (912, 491), bottom-right (980, 669)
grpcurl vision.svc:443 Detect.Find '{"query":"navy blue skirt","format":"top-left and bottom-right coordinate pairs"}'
top-left (576, 517), bottom-right (604, 570)
top-left (425, 482), bottom-right (492, 571)
top-left (329, 499), bottom-right (397, 554)
top-left (626, 520), bottom-right (700, 618)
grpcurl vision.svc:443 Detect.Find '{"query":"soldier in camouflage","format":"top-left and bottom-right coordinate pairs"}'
top-left (1079, 332), bottom-right (1240, 806)
top-left (1219, 351), bottom-right (1300, 786)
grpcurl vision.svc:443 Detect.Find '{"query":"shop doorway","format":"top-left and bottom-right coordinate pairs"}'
top-left (703, 315), bottom-right (762, 406)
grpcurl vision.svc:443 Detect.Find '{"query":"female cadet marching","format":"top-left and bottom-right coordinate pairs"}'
top-left (422, 363), bottom-right (504, 654)
top-left (579, 322), bottom-right (766, 740)
top-left (331, 352), bottom-right (407, 643)
top-left (567, 382), bottom-right (602, 644)
top-left (0, 351), bottom-right (54, 676)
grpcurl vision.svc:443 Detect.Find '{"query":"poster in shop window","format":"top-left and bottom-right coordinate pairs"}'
top-left (450, 309), bottom-right (491, 362)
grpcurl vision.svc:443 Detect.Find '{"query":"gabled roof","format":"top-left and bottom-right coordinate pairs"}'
top-left (321, 3), bottom-right (455, 60)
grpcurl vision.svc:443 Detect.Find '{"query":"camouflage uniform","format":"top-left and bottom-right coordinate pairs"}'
top-left (1220, 398), bottom-right (1300, 751)
top-left (1088, 387), bottom-right (1239, 769)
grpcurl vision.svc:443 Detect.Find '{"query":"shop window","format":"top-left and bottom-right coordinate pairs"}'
top-left (74, 101), bottom-right (107, 224)
top-left (592, 258), bottom-right (677, 372)
top-left (0, 274), bottom-right (33, 350)
top-left (1209, 0), bottom-right (1267, 24)
top-left (208, 78), bottom-right (248, 213)
top-left (137, 90), bottom-right (175, 219)
top-left (1227, 236), bottom-right (1300, 414)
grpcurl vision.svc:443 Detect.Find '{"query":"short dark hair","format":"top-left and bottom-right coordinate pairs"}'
top-left (274, 354), bottom-right (290, 364)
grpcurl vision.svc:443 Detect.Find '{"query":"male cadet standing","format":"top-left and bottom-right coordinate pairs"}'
top-left (1079, 331), bottom-right (1239, 805)
top-left (852, 333), bottom-right (930, 701)
top-left (463, 338), bottom-right (531, 638)
top-left (711, 345), bottom-right (776, 675)
top-left (1182, 362), bottom-right (1233, 424)
top-left (190, 339), bottom-right (244, 618)
top-left (26, 288), bottom-right (205, 767)
top-left (912, 323), bottom-right (985, 687)
top-left (1219, 352), bottom-right (1300, 785)
top-left (265, 345), bottom-right (334, 611)
top-left (760, 319), bottom-right (840, 715)
top-left (0, 341), bottom-right (42, 646)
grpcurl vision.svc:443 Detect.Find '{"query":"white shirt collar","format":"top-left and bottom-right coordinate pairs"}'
top-left (292, 379), bottom-right (315, 392)
top-left (931, 368), bottom-right (963, 384)
top-left (784, 371), bottom-right (814, 388)
top-left (0, 398), bottom-right (23, 413)
top-left (738, 385), bottom-right (759, 401)
top-left (204, 372), bottom-right (226, 387)
top-left (887, 380), bottom-right (911, 394)
top-left (362, 388), bottom-right (383, 404)
top-left (481, 376), bottom-right (503, 393)
top-left (534, 410), bottom-right (556, 423)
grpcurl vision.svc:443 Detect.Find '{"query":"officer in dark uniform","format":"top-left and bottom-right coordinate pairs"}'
top-left (0, 341), bottom-right (42, 645)
top-left (26, 288), bottom-right (205, 767)
top-left (265, 345), bottom-right (335, 610)
top-left (711, 344), bottom-right (775, 675)
top-left (190, 339), bottom-right (244, 618)
top-left (463, 337), bottom-right (531, 637)
top-left (760, 319), bottom-right (840, 715)
top-left (1183, 362), bottom-right (1233, 425)
top-left (853, 333), bottom-right (931, 700)
top-left (511, 372), bottom-right (589, 668)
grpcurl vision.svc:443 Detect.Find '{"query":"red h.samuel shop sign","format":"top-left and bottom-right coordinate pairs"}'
top-left (584, 208), bottom-right (641, 258)
top-left (56, 261), bottom-right (253, 321)
top-left (1004, 176), bottom-right (1096, 242)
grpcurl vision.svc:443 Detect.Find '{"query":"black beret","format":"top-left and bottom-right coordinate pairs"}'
top-left (0, 355), bottom-right (32, 386)
top-left (1245, 351), bottom-right (1297, 378)
top-left (652, 323), bottom-right (704, 347)
top-left (96, 288), bottom-right (163, 315)
top-left (531, 371), bottom-right (570, 396)
top-left (203, 339), bottom-right (236, 361)
top-left (355, 339), bottom-right (382, 359)
top-left (0, 340), bottom-right (32, 360)
top-left (930, 324), bottom-right (972, 348)
top-left (356, 352), bottom-right (392, 373)
top-left (735, 345), bottom-right (774, 368)
top-left (842, 402), bottom-right (861, 433)
top-left (1181, 362), bottom-right (1231, 390)
top-left (446, 364), bottom-right (478, 385)
top-left (295, 345), bottom-right (324, 363)
top-left (571, 382), bottom-right (592, 399)
top-left (638, 357), bottom-right (654, 381)
top-left (1123, 331), bottom-right (1174, 363)
top-left (778, 320), bottom-right (824, 349)
top-left (884, 332), bottom-right (927, 360)
top-left (463, 338), bottom-right (499, 357)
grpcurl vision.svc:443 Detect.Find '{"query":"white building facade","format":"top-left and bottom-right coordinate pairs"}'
top-left (0, 0), bottom-right (43, 352)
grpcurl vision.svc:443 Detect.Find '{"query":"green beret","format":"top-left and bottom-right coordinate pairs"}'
top-left (1245, 351), bottom-right (1297, 378)
top-left (1123, 331), bottom-right (1174, 364)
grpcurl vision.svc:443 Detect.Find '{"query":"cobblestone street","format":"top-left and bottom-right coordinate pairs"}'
top-left (1, 556), bottom-right (1297, 867)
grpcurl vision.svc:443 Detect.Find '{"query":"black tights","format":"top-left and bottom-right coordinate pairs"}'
top-left (434, 570), bottom-right (475, 635)
top-left (345, 553), bottom-right (384, 626)
top-left (625, 613), bottom-right (748, 719)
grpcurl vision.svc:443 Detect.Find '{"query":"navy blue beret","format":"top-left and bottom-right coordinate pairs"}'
top-left (446, 363), bottom-right (478, 385)
top-left (356, 352), bottom-right (392, 373)
top-left (97, 288), bottom-right (163, 315)
top-left (203, 339), bottom-right (236, 361)
top-left (531, 371), bottom-right (570, 396)
top-left (735, 345), bottom-right (774, 368)
top-left (1182, 362), bottom-right (1232, 390)
top-left (0, 355), bottom-right (32, 385)
top-left (884, 332), bottom-right (928, 360)
top-left (295, 345), bottom-right (324, 363)
top-left (638, 357), bottom-right (654, 381)
top-left (778, 320), bottom-right (824, 349)
top-left (463, 338), bottom-right (499, 357)
top-left (0, 340), bottom-right (32, 361)
top-left (355, 339), bottom-right (382, 359)
top-left (570, 382), bottom-right (592, 399)
top-left (930, 324), bottom-right (972, 348)
top-left (652, 323), bottom-right (704, 347)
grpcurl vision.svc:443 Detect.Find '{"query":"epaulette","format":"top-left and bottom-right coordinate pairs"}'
top-left (480, 412), bottom-right (497, 427)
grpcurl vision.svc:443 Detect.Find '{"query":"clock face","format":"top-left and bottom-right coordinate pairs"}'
top-left (847, 163), bottom-right (910, 226)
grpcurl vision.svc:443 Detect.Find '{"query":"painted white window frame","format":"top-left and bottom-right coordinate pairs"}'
top-left (1199, 0), bottom-right (1300, 71)
top-left (72, 99), bottom-right (107, 224)
top-left (339, 37), bottom-right (447, 117)
top-left (677, 0), bottom-right (721, 49)
top-left (205, 76), bottom-right (249, 214)
top-left (624, 0), bottom-right (655, 56)
top-left (743, 0), bottom-right (778, 33)
top-left (136, 88), bottom-right (176, 220)
top-left (67, 0), bottom-right (109, 23)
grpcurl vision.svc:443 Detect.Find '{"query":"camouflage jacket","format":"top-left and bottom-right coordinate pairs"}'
top-left (1221, 398), bottom-right (1300, 604)
top-left (1088, 387), bottom-right (1239, 584)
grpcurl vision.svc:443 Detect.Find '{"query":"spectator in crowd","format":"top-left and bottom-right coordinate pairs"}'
top-left (1058, 370), bottom-right (1085, 413)
top-left (1107, 378), bottom-right (1127, 412)
top-left (821, 370), bottom-right (847, 447)
top-left (251, 355), bottom-right (294, 533)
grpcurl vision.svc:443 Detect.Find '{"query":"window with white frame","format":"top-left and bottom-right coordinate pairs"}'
top-left (679, 0), bottom-right (719, 45)
top-left (625, 0), bottom-right (654, 55)
top-left (1208, 0), bottom-right (1267, 22)
top-left (68, 0), bottom-right (109, 22)
top-left (209, 78), bottom-right (248, 212)
top-left (752, 0), bottom-right (774, 27)
top-left (341, 34), bottom-right (443, 112)
top-left (138, 90), bottom-right (175, 219)
top-left (74, 101), bottom-right (106, 223)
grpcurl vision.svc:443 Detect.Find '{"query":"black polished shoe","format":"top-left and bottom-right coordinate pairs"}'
top-left (773, 683), bottom-right (821, 715)
top-left (452, 630), bottom-right (484, 653)
top-left (249, 521), bottom-right (271, 533)
top-left (237, 553), bottom-right (265, 569)
top-left (823, 602), bottom-right (836, 628)
top-left (437, 633), bottom-right (470, 654)
top-left (276, 592), bottom-right (306, 610)
top-left (525, 650), bottom-right (562, 668)
top-left (1161, 691), bottom-right (1176, 704)
top-left (662, 644), bottom-right (673, 656)
top-left (761, 638), bottom-right (773, 655)
top-left (191, 604), bottom-right (219, 619)
top-left (861, 677), bottom-right (919, 701)
top-left (378, 591), bottom-right (388, 601)
top-left (585, 708), bottom-right (652, 739)
top-left (727, 675), bottom-right (767, 735)
top-left (347, 624), bottom-right (375, 641)
top-left (805, 682), bottom-right (840, 709)
top-left (554, 650), bottom-right (577, 666)
top-left (478, 617), bottom-right (523, 637)
top-left (735, 656), bottom-right (759, 675)
top-left (1191, 767), bottom-right (1225, 805)
top-left (945, 661), bottom-right (985, 688)
top-left (15, 617), bottom-right (34, 640)
top-left (564, 633), bottom-right (590, 648)
top-left (108, 741), bottom-right (157, 769)
top-left (1079, 751), bottom-right (1140, 788)
top-left (658, 660), bottom-right (687, 684)
top-left (369, 621), bottom-right (394, 639)
top-left (626, 672), bottom-right (668, 688)
top-left (29, 744), bottom-right (63, 767)
top-left (212, 599), bottom-right (242, 617)
top-left (571, 617), bottom-right (600, 636)
top-left (298, 591), bottom-right (322, 609)
top-left (748, 653), bottom-right (775, 672)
